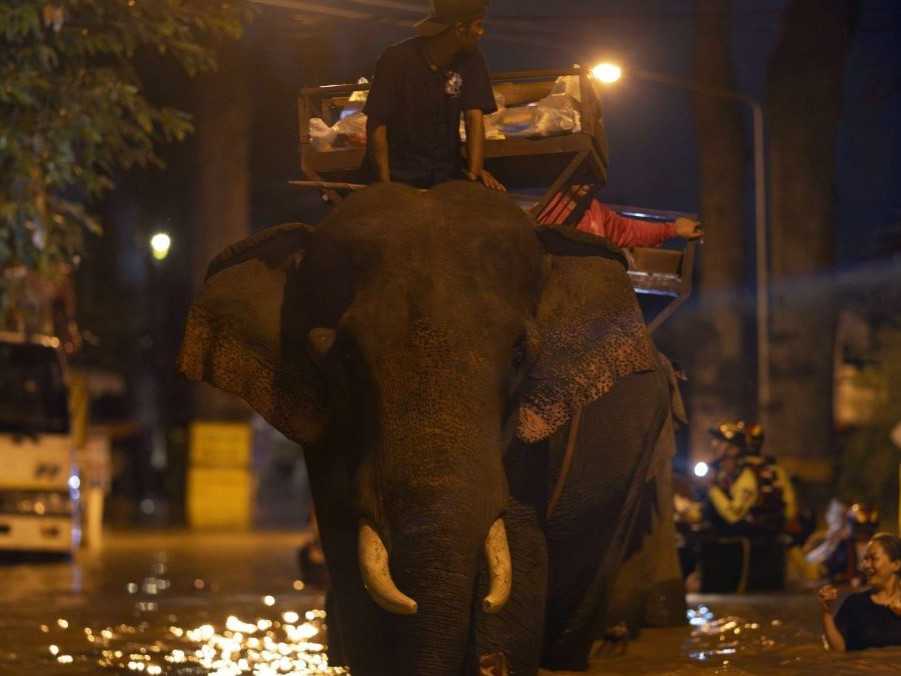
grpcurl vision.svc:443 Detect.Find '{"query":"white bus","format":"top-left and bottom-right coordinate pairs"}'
top-left (0, 332), bottom-right (80, 553)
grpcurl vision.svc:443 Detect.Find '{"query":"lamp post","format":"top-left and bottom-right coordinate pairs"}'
top-left (592, 63), bottom-right (770, 423)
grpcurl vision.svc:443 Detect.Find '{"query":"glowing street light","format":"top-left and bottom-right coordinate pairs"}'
top-left (150, 232), bottom-right (172, 261)
top-left (590, 60), bottom-right (771, 430)
top-left (591, 62), bottom-right (622, 84)
top-left (693, 461), bottom-right (710, 479)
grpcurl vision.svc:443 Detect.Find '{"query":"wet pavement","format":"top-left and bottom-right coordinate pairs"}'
top-left (1, 532), bottom-right (899, 675)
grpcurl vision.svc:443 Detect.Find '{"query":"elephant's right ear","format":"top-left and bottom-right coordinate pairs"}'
top-left (177, 223), bottom-right (327, 445)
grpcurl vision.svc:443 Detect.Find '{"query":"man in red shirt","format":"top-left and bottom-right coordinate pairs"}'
top-left (539, 185), bottom-right (703, 247)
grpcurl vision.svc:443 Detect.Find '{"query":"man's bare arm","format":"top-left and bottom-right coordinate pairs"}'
top-left (464, 109), bottom-right (505, 191)
top-left (369, 124), bottom-right (391, 182)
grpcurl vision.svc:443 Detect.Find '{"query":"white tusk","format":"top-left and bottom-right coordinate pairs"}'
top-left (482, 518), bottom-right (512, 613)
top-left (358, 521), bottom-right (418, 615)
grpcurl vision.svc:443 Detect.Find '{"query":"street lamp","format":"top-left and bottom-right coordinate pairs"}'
top-left (591, 62), bottom-right (622, 84)
top-left (591, 62), bottom-right (771, 424)
top-left (150, 232), bottom-right (172, 261)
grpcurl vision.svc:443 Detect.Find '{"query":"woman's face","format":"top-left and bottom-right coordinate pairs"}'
top-left (860, 541), bottom-right (901, 588)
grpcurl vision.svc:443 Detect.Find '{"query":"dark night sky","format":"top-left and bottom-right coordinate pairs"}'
top-left (248, 0), bottom-right (900, 267)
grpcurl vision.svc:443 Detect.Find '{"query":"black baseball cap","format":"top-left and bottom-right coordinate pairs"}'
top-left (415, 0), bottom-right (489, 37)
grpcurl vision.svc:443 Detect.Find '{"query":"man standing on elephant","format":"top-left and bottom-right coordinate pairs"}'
top-left (364, 0), bottom-right (506, 191)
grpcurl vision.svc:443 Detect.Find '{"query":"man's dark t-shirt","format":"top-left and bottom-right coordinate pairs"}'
top-left (363, 37), bottom-right (497, 188)
top-left (834, 591), bottom-right (901, 650)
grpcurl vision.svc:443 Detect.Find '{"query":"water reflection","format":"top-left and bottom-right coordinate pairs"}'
top-left (6, 545), bottom-right (347, 675)
top-left (677, 597), bottom-right (901, 675)
top-left (40, 608), bottom-right (345, 674)
top-left (7, 535), bottom-right (901, 676)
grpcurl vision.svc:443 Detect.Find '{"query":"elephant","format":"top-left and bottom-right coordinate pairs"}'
top-left (178, 181), bottom-right (674, 676)
top-left (604, 354), bottom-right (688, 640)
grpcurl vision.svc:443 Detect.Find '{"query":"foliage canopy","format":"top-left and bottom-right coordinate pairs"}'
top-left (0, 1), bottom-right (251, 290)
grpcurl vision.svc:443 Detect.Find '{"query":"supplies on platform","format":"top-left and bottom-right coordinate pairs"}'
top-left (551, 74), bottom-right (583, 101)
top-left (491, 92), bottom-right (581, 138)
top-left (308, 78), bottom-right (370, 150)
top-left (460, 90), bottom-right (507, 141)
top-left (347, 79), bottom-right (370, 105)
top-left (309, 74), bottom-right (585, 149)
top-left (309, 117), bottom-right (338, 151)
top-left (337, 78), bottom-right (370, 121)
top-left (332, 111), bottom-right (367, 147)
top-left (309, 112), bottom-right (368, 150)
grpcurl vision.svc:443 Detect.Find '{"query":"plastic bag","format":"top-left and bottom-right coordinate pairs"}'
top-left (332, 110), bottom-right (368, 147)
top-left (309, 117), bottom-right (338, 151)
top-left (551, 74), bottom-right (582, 102)
top-left (348, 78), bottom-right (370, 104)
top-left (493, 92), bottom-right (581, 138)
top-left (340, 77), bottom-right (370, 119)
top-left (459, 88), bottom-right (508, 142)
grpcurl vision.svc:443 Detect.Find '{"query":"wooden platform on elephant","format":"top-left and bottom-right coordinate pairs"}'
top-left (294, 69), bottom-right (696, 333)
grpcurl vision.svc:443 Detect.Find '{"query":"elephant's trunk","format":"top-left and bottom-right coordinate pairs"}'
top-left (358, 517), bottom-right (512, 617)
top-left (358, 520), bottom-right (418, 615)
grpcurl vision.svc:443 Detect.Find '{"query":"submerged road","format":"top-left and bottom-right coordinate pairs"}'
top-left (0, 532), bottom-right (898, 675)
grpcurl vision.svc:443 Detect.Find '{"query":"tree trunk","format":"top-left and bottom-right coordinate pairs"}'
top-left (765, 0), bottom-right (859, 466)
top-left (689, 0), bottom-right (749, 459)
top-left (191, 38), bottom-right (253, 419)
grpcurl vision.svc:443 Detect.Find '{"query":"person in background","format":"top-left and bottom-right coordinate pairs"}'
top-left (537, 184), bottom-right (702, 248)
top-left (819, 503), bottom-right (881, 586)
top-left (789, 498), bottom-right (850, 585)
top-left (705, 420), bottom-right (797, 534)
top-left (819, 533), bottom-right (901, 651)
top-left (364, 0), bottom-right (505, 191)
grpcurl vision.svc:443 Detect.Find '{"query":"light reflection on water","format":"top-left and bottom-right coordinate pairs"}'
top-left (37, 607), bottom-right (347, 674)
top-left (674, 598), bottom-right (901, 675)
top-left (8, 554), bottom-right (348, 675)
top-left (7, 543), bottom-right (901, 676)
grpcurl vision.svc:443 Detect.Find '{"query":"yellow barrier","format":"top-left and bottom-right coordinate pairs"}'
top-left (187, 421), bottom-right (253, 529)
top-left (187, 467), bottom-right (254, 530)
top-left (189, 422), bottom-right (252, 468)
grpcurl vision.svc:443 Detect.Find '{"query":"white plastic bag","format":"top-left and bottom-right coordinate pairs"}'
top-left (309, 117), bottom-right (337, 151)
top-left (332, 110), bottom-right (368, 147)
top-left (551, 74), bottom-right (582, 102)
top-left (494, 93), bottom-right (581, 138)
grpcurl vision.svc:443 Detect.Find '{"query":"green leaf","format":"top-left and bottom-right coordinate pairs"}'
top-left (0, 0), bottom-right (251, 291)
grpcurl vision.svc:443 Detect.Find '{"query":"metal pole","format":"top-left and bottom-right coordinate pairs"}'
top-left (627, 69), bottom-right (770, 423)
top-left (751, 103), bottom-right (770, 425)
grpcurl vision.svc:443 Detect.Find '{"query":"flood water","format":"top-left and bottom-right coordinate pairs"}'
top-left (1, 532), bottom-right (899, 675)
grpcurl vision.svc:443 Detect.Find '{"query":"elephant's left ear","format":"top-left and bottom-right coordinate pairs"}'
top-left (516, 227), bottom-right (657, 443)
top-left (178, 223), bottom-right (327, 445)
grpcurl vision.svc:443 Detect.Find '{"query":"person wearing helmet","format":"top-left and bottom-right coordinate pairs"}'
top-left (705, 420), bottom-right (798, 533)
top-left (364, 0), bottom-right (505, 191)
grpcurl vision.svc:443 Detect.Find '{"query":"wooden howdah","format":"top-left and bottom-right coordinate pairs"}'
top-left (295, 68), bottom-right (696, 333)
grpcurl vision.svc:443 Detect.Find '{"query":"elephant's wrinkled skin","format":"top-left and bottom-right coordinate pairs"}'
top-left (179, 182), bottom-right (670, 675)
top-left (605, 357), bottom-right (688, 639)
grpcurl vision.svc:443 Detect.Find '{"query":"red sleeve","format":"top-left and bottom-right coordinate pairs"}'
top-left (576, 200), bottom-right (676, 248)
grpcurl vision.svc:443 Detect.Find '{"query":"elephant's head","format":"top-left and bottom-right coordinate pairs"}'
top-left (178, 181), bottom-right (656, 674)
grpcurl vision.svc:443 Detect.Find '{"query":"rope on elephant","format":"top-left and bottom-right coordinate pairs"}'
top-left (546, 407), bottom-right (583, 520)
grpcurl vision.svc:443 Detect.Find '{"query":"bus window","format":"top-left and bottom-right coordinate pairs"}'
top-left (0, 342), bottom-right (70, 435)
